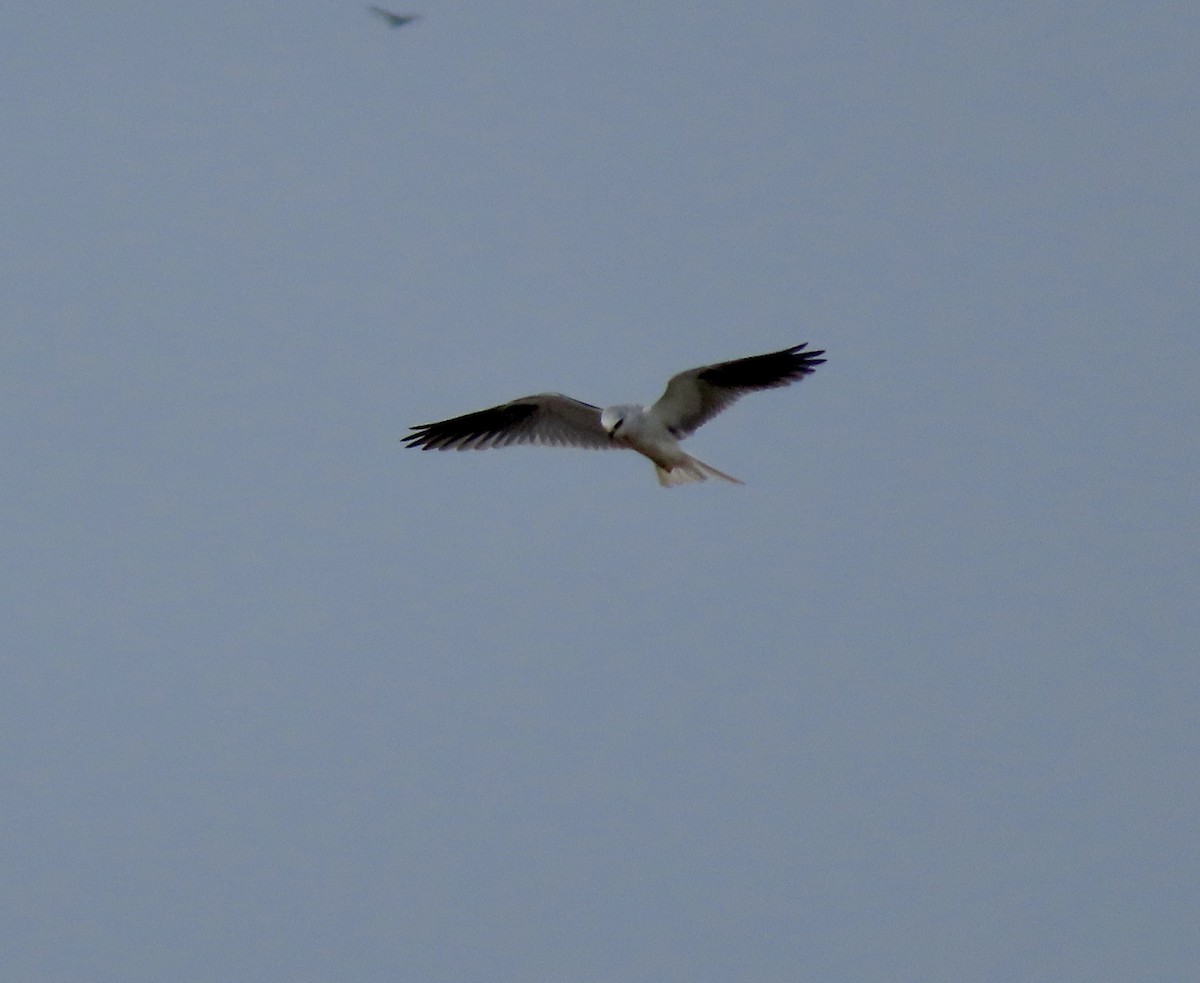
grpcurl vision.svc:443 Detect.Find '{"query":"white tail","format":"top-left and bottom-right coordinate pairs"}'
top-left (654, 453), bottom-right (744, 488)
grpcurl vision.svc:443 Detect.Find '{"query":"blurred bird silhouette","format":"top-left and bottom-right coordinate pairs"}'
top-left (368, 6), bottom-right (421, 29)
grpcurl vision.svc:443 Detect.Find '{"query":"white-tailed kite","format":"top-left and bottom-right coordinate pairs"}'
top-left (368, 6), bottom-right (421, 28)
top-left (404, 343), bottom-right (826, 487)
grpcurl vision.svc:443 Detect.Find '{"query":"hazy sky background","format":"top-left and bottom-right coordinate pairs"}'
top-left (3, 2), bottom-right (1198, 980)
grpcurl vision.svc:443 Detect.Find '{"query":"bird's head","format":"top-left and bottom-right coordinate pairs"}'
top-left (600, 406), bottom-right (628, 437)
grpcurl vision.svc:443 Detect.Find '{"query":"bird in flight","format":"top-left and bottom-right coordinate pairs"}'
top-left (404, 343), bottom-right (826, 487)
top-left (368, 6), bottom-right (421, 28)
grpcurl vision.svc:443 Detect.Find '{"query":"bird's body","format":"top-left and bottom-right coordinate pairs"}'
top-left (404, 343), bottom-right (826, 487)
top-left (599, 404), bottom-right (743, 486)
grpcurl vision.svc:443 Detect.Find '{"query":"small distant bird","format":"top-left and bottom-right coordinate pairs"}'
top-left (368, 6), bottom-right (420, 28)
top-left (404, 343), bottom-right (826, 487)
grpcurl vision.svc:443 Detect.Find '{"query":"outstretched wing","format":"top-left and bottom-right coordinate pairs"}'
top-left (403, 393), bottom-right (615, 451)
top-left (649, 343), bottom-right (826, 437)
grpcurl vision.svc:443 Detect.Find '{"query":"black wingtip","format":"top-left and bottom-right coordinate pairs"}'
top-left (401, 401), bottom-right (541, 451)
top-left (697, 342), bottom-right (827, 390)
top-left (401, 428), bottom-right (431, 449)
top-left (791, 342), bottom-right (827, 366)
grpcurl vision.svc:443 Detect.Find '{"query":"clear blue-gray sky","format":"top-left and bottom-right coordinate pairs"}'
top-left (3, 3), bottom-right (1197, 980)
